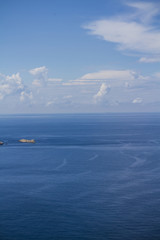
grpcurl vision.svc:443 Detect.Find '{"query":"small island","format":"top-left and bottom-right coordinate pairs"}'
top-left (19, 139), bottom-right (35, 143)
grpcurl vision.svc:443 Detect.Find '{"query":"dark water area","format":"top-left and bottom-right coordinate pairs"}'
top-left (0, 113), bottom-right (160, 240)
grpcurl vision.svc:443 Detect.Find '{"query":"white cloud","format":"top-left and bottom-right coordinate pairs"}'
top-left (83, 2), bottom-right (160, 56)
top-left (63, 95), bottom-right (72, 99)
top-left (81, 70), bottom-right (135, 81)
top-left (48, 78), bottom-right (62, 83)
top-left (29, 66), bottom-right (48, 76)
top-left (46, 100), bottom-right (55, 107)
top-left (32, 79), bottom-right (42, 86)
top-left (63, 81), bottom-right (99, 86)
top-left (126, 2), bottom-right (158, 23)
top-left (0, 73), bottom-right (32, 101)
top-left (29, 66), bottom-right (48, 86)
top-left (132, 97), bottom-right (143, 104)
top-left (46, 95), bottom-right (73, 108)
top-left (20, 91), bottom-right (33, 102)
top-left (139, 57), bottom-right (160, 63)
top-left (64, 70), bottom-right (136, 86)
top-left (29, 66), bottom-right (63, 87)
top-left (94, 83), bottom-right (110, 103)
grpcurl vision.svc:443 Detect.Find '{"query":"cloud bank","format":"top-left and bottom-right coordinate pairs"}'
top-left (0, 64), bottom-right (160, 113)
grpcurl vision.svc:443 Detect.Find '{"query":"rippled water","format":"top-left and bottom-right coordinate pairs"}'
top-left (0, 113), bottom-right (160, 240)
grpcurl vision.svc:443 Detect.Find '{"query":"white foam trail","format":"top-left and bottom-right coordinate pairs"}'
top-left (131, 156), bottom-right (146, 167)
top-left (55, 158), bottom-right (67, 170)
top-left (120, 151), bottom-right (146, 168)
top-left (88, 154), bottom-right (98, 161)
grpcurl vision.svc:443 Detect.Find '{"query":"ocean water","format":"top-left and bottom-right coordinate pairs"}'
top-left (0, 113), bottom-right (160, 240)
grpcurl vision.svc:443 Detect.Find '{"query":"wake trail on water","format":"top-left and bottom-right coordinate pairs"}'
top-left (54, 158), bottom-right (67, 170)
top-left (88, 154), bottom-right (99, 161)
top-left (130, 156), bottom-right (146, 168)
top-left (120, 150), bottom-right (147, 168)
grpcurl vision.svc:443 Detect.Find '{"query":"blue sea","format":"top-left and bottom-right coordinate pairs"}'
top-left (1, 113), bottom-right (160, 240)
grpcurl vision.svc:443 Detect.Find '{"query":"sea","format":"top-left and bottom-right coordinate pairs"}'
top-left (0, 113), bottom-right (160, 240)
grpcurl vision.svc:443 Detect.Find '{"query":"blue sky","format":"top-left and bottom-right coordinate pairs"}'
top-left (1, 0), bottom-right (160, 113)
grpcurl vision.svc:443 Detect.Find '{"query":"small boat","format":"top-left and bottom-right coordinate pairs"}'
top-left (0, 141), bottom-right (4, 145)
top-left (19, 139), bottom-right (35, 143)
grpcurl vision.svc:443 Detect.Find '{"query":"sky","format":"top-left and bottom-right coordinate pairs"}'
top-left (1, 0), bottom-right (160, 113)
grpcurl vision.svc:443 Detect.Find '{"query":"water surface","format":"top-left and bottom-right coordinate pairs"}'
top-left (0, 113), bottom-right (160, 240)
